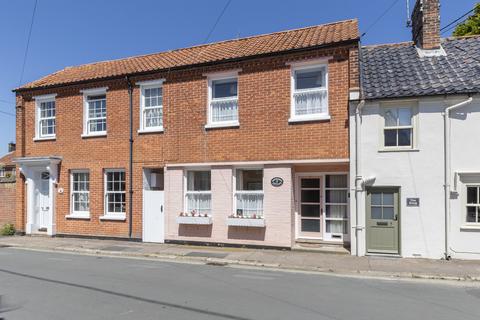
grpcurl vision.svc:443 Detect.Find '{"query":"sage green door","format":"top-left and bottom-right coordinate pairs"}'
top-left (366, 188), bottom-right (399, 254)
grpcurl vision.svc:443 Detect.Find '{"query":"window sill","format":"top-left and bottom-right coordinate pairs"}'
top-left (81, 132), bottom-right (107, 139)
top-left (205, 121), bottom-right (239, 129)
top-left (288, 115), bottom-right (331, 123)
top-left (34, 136), bottom-right (56, 142)
top-left (227, 217), bottom-right (265, 227)
top-left (65, 214), bottom-right (90, 220)
top-left (460, 225), bottom-right (480, 231)
top-left (138, 128), bottom-right (164, 134)
top-left (378, 148), bottom-right (420, 153)
top-left (100, 214), bottom-right (126, 221)
top-left (176, 216), bottom-right (212, 225)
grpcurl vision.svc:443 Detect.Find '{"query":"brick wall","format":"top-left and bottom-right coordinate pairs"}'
top-left (0, 182), bottom-right (16, 226)
top-left (412, 0), bottom-right (441, 50)
top-left (15, 44), bottom-right (357, 238)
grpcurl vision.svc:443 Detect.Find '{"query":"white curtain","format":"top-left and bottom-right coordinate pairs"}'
top-left (294, 90), bottom-right (327, 115)
top-left (186, 193), bottom-right (211, 215)
top-left (211, 98), bottom-right (238, 122)
top-left (236, 193), bottom-right (263, 217)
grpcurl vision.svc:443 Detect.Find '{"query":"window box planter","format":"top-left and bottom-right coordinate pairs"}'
top-left (227, 217), bottom-right (266, 227)
top-left (176, 216), bottom-right (212, 225)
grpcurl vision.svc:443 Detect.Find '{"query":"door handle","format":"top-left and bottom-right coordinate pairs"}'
top-left (394, 214), bottom-right (398, 221)
top-left (160, 205), bottom-right (163, 213)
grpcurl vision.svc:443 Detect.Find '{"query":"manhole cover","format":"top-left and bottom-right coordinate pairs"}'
top-left (101, 246), bottom-right (141, 252)
top-left (185, 251), bottom-right (228, 258)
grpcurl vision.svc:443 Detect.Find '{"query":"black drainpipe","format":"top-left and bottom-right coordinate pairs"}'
top-left (126, 76), bottom-right (133, 239)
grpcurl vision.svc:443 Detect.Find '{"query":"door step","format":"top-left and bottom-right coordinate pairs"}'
top-left (294, 240), bottom-right (350, 254)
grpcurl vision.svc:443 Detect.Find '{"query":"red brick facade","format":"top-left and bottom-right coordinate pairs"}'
top-left (15, 42), bottom-right (358, 238)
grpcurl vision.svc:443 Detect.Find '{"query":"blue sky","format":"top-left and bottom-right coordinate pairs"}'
top-left (0, 0), bottom-right (476, 155)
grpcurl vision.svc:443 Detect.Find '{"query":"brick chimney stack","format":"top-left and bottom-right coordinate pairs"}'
top-left (411, 0), bottom-right (441, 50)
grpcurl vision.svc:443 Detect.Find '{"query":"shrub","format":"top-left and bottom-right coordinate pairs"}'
top-left (0, 223), bottom-right (15, 236)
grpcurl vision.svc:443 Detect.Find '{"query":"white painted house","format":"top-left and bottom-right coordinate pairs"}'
top-left (349, 0), bottom-right (480, 259)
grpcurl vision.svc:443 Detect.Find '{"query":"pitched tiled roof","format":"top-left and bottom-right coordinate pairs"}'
top-left (0, 152), bottom-right (14, 167)
top-left (361, 36), bottom-right (480, 99)
top-left (17, 19), bottom-right (358, 91)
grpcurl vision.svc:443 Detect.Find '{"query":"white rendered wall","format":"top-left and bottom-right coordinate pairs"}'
top-left (350, 95), bottom-right (480, 259)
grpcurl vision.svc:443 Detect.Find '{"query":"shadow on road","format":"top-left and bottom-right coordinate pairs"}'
top-left (0, 268), bottom-right (253, 320)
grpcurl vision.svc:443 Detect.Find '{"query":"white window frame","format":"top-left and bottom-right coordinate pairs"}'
top-left (0, 168), bottom-right (4, 178)
top-left (34, 94), bottom-right (57, 141)
top-left (138, 79), bottom-right (165, 133)
top-left (233, 168), bottom-right (264, 219)
top-left (205, 70), bottom-right (240, 129)
top-left (101, 169), bottom-right (126, 220)
top-left (465, 184), bottom-right (480, 225)
top-left (81, 87), bottom-right (108, 138)
top-left (324, 174), bottom-right (349, 241)
top-left (379, 102), bottom-right (418, 151)
top-left (289, 59), bottom-right (329, 123)
top-left (66, 170), bottom-right (90, 219)
top-left (184, 169), bottom-right (212, 216)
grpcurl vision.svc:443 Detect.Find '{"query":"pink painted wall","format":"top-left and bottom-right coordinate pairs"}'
top-left (164, 165), bottom-right (293, 247)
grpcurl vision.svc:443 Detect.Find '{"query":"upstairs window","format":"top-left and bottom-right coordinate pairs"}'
top-left (467, 186), bottom-right (480, 224)
top-left (290, 63), bottom-right (328, 122)
top-left (0, 169), bottom-right (4, 178)
top-left (139, 80), bottom-right (164, 132)
top-left (185, 171), bottom-right (211, 215)
top-left (34, 94), bottom-right (56, 140)
top-left (82, 88), bottom-right (107, 137)
top-left (207, 73), bottom-right (239, 128)
top-left (383, 107), bottom-right (413, 148)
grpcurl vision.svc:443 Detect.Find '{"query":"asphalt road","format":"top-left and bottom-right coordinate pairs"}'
top-left (0, 248), bottom-right (479, 320)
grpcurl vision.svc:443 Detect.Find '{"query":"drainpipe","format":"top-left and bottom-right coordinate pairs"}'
top-left (126, 76), bottom-right (134, 239)
top-left (443, 97), bottom-right (473, 260)
top-left (354, 99), bottom-right (365, 256)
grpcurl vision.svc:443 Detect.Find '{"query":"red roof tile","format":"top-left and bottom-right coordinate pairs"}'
top-left (17, 19), bottom-right (358, 91)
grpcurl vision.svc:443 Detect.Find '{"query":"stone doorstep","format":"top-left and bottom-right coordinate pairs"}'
top-left (293, 240), bottom-right (350, 255)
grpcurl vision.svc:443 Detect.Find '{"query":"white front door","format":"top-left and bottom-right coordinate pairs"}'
top-left (34, 171), bottom-right (51, 230)
top-left (143, 190), bottom-right (164, 242)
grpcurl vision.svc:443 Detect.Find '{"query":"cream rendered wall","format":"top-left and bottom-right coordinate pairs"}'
top-left (350, 96), bottom-right (480, 259)
top-left (164, 165), bottom-right (293, 247)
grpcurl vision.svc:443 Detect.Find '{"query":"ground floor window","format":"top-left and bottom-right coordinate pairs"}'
top-left (185, 170), bottom-right (211, 215)
top-left (234, 169), bottom-right (264, 218)
top-left (105, 170), bottom-right (126, 215)
top-left (71, 171), bottom-right (90, 215)
top-left (467, 186), bottom-right (480, 224)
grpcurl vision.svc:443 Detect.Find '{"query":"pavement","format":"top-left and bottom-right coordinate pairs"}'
top-left (1, 235), bottom-right (480, 282)
top-left (1, 248), bottom-right (480, 320)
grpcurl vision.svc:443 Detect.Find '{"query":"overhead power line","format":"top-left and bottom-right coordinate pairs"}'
top-left (18, 0), bottom-right (38, 86)
top-left (202, 0), bottom-right (232, 44)
top-left (361, 0), bottom-right (401, 38)
top-left (440, 7), bottom-right (475, 33)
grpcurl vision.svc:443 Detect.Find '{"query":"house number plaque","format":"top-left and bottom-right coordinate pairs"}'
top-left (271, 177), bottom-right (284, 187)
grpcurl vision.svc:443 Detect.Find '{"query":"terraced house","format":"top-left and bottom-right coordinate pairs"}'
top-left (350, 0), bottom-right (480, 260)
top-left (13, 20), bottom-right (360, 249)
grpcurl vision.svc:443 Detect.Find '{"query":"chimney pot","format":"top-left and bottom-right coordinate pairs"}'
top-left (8, 143), bottom-right (16, 153)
